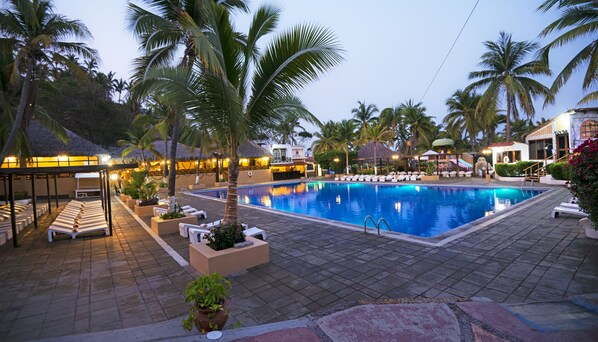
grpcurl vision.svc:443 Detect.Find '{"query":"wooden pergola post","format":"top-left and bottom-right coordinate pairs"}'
top-left (53, 174), bottom-right (59, 208)
top-left (31, 174), bottom-right (37, 228)
top-left (8, 174), bottom-right (18, 248)
top-left (46, 174), bottom-right (52, 215)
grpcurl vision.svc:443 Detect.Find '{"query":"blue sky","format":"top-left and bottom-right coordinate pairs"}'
top-left (52, 0), bottom-right (596, 131)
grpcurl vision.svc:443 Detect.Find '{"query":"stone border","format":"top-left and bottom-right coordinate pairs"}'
top-left (183, 182), bottom-right (555, 247)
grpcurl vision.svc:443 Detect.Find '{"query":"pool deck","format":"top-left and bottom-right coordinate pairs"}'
top-left (0, 177), bottom-right (597, 341)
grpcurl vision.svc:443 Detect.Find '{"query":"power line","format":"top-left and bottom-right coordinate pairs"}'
top-left (419, 0), bottom-right (480, 103)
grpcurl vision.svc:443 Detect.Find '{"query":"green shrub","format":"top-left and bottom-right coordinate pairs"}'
top-left (205, 223), bottom-right (245, 251)
top-left (160, 203), bottom-right (185, 220)
top-left (547, 162), bottom-right (571, 180)
top-left (495, 161), bottom-right (539, 177)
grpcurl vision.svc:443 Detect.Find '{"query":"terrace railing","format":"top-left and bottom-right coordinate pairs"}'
top-left (522, 153), bottom-right (570, 182)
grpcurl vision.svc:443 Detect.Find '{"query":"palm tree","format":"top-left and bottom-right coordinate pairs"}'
top-left (312, 121), bottom-right (338, 154)
top-left (400, 100), bottom-right (434, 155)
top-left (538, 0), bottom-right (598, 104)
top-left (444, 89), bottom-right (481, 151)
top-left (128, 0), bottom-right (242, 209)
top-left (136, 3), bottom-right (343, 224)
top-left (334, 119), bottom-right (356, 174)
top-left (113, 78), bottom-right (129, 103)
top-left (351, 101), bottom-right (378, 136)
top-left (0, 0), bottom-right (97, 166)
top-left (468, 31), bottom-right (550, 141)
top-left (379, 106), bottom-right (408, 152)
top-left (117, 114), bottom-right (160, 165)
top-left (362, 123), bottom-right (391, 175)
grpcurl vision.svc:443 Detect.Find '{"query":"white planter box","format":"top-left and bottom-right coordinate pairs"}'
top-left (494, 175), bottom-right (524, 182)
top-left (539, 175), bottom-right (568, 185)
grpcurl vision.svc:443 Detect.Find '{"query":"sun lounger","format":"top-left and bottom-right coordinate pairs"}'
top-left (551, 206), bottom-right (588, 219)
top-left (48, 223), bottom-right (108, 242)
top-left (188, 221), bottom-right (251, 243)
top-left (180, 220), bottom-right (223, 238)
top-left (449, 171), bottom-right (457, 177)
top-left (243, 227), bottom-right (267, 240)
top-left (464, 171), bottom-right (472, 177)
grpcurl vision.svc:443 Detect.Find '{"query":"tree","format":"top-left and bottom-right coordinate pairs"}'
top-left (113, 78), bottom-right (129, 103)
top-left (312, 121), bottom-right (338, 154)
top-left (334, 119), bottom-right (356, 174)
top-left (351, 101), bottom-right (378, 137)
top-left (444, 89), bottom-right (481, 151)
top-left (0, 0), bottom-right (97, 166)
top-left (468, 32), bottom-right (550, 141)
top-left (399, 100), bottom-right (434, 155)
top-left (136, 2), bottom-right (343, 224)
top-left (380, 106), bottom-right (409, 153)
top-left (362, 122), bottom-right (391, 175)
top-left (117, 114), bottom-right (160, 164)
top-left (127, 0), bottom-right (243, 209)
top-left (538, 0), bottom-right (598, 104)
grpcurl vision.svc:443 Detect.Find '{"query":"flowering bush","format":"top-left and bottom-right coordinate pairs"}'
top-left (204, 223), bottom-right (245, 251)
top-left (569, 135), bottom-right (598, 229)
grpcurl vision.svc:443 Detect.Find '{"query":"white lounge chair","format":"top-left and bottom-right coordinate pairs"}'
top-left (180, 220), bottom-right (223, 238)
top-left (243, 227), bottom-right (267, 240)
top-left (551, 205), bottom-right (588, 219)
top-left (449, 171), bottom-right (457, 177)
top-left (464, 171), bottom-right (472, 177)
top-left (48, 223), bottom-right (108, 242)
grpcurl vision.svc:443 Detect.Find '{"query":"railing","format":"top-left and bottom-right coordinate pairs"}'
top-left (522, 153), bottom-right (569, 181)
top-left (363, 215), bottom-right (393, 236)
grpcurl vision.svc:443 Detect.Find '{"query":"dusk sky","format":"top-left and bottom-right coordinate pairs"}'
top-left (52, 0), bottom-right (596, 133)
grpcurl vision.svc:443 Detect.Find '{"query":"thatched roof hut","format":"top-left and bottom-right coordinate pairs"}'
top-left (27, 121), bottom-right (108, 156)
top-left (356, 142), bottom-right (400, 161)
top-left (112, 140), bottom-right (270, 161)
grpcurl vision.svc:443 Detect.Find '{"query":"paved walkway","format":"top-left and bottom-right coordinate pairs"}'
top-left (0, 201), bottom-right (200, 341)
top-left (0, 178), bottom-right (596, 341)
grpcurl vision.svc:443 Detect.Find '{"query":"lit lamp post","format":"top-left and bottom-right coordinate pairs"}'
top-left (333, 157), bottom-right (340, 174)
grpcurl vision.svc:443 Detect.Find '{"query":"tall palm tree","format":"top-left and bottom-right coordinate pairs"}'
top-left (538, 0), bottom-right (598, 104)
top-left (334, 119), bottom-right (356, 174)
top-left (444, 89), bottom-right (481, 151)
top-left (379, 106), bottom-right (408, 152)
top-left (0, 0), bottom-right (97, 166)
top-left (136, 2), bottom-right (343, 224)
top-left (351, 101), bottom-right (378, 136)
top-left (113, 78), bottom-right (129, 103)
top-left (400, 100), bottom-right (434, 155)
top-left (128, 0), bottom-right (244, 209)
top-left (468, 32), bottom-right (550, 141)
top-left (312, 121), bottom-right (338, 154)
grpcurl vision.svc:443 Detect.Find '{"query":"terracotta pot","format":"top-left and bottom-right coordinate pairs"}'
top-left (193, 304), bottom-right (229, 333)
top-left (580, 218), bottom-right (598, 239)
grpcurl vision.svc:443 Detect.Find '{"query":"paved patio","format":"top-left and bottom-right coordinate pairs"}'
top-left (0, 178), bottom-right (596, 341)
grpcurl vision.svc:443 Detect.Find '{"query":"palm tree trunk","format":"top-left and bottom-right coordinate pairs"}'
top-left (163, 137), bottom-right (168, 184)
top-left (223, 146), bottom-right (239, 225)
top-left (0, 63), bottom-right (34, 166)
top-left (505, 95), bottom-right (512, 141)
top-left (167, 115), bottom-right (179, 212)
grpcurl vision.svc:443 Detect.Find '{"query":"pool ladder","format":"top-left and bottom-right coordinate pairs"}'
top-left (363, 215), bottom-right (393, 236)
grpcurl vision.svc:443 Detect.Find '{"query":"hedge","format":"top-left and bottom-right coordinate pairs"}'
top-left (546, 162), bottom-right (571, 180)
top-left (495, 161), bottom-right (538, 177)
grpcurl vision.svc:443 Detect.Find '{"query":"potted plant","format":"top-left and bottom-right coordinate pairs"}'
top-left (138, 180), bottom-right (159, 206)
top-left (182, 273), bottom-right (231, 333)
top-left (189, 222), bottom-right (269, 275)
top-left (151, 204), bottom-right (196, 235)
top-left (420, 162), bottom-right (439, 181)
top-left (569, 136), bottom-right (598, 239)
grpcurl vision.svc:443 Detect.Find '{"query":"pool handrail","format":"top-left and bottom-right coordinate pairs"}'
top-left (377, 218), bottom-right (392, 233)
top-left (363, 215), bottom-right (378, 236)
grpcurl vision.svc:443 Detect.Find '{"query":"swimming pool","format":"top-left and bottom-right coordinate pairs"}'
top-left (198, 182), bottom-right (544, 237)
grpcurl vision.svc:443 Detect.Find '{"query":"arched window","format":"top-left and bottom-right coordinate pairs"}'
top-left (580, 120), bottom-right (598, 139)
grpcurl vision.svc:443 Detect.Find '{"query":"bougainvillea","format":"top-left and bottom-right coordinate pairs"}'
top-left (569, 135), bottom-right (598, 228)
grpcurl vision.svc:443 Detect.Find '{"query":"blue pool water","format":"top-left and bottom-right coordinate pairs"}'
top-left (198, 182), bottom-right (543, 237)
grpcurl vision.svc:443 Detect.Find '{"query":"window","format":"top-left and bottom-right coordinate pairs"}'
top-left (580, 120), bottom-right (598, 139)
top-left (528, 138), bottom-right (553, 160)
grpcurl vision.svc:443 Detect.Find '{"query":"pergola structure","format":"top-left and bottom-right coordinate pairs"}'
top-left (0, 163), bottom-right (136, 248)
